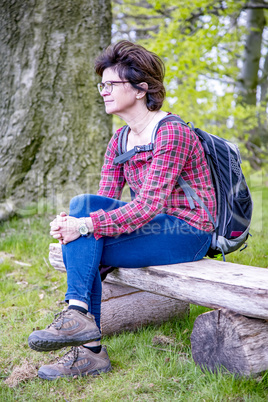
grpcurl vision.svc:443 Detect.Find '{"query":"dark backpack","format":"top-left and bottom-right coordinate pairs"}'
top-left (113, 115), bottom-right (253, 260)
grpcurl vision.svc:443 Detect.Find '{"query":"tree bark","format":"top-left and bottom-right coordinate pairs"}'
top-left (239, 0), bottom-right (265, 105)
top-left (0, 0), bottom-right (112, 220)
top-left (260, 51), bottom-right (268, 104)
top-left (101, 282), bottom-right (189, 335)
top-left (191, 309), bottom-right (268, 376)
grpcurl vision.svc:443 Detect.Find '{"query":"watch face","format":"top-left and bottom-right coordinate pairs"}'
top-left (79, 224), bottom-right (88, 235)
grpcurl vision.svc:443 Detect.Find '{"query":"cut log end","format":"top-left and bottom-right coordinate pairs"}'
top-left (191, 309), bottom-right (268, 376)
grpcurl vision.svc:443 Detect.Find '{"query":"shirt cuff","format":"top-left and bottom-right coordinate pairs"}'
top-left (90, 210), bottom-right (103, 240)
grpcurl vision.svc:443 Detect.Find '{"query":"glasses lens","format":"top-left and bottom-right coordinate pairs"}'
top-left (105, 82), bottom-right (112, 93)
top-left (97, 82), bottom-right (113, 94)
top-left (97, 83), bottom-right (103, 94)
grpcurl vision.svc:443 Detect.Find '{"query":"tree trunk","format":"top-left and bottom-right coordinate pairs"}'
top-left (0, 0), bottom-right (112, 221)
top-left (237, 1), bottom-right (266, 168)
top-left (260, 51), bottom-right (268, 104)
top-left (191, 309), bottom-right (268, 376)
top-left (239, 1), bottom-right (265, 105)
top-left (101, 282), bottom-right (189, 335)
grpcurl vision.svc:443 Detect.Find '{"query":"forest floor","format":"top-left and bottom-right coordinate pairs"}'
top-left (0, 180), bottom-right (268, 401)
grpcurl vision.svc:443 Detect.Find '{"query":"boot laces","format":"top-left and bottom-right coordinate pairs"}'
top-left (57, 346), bottom-right (81, 368)
top-left (46, 310), bottom-right (67, 330)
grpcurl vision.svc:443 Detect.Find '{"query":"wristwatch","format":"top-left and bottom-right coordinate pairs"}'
top-left (78, 218), bottom-right (89, 236)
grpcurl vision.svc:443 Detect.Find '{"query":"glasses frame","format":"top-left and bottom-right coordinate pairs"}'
top-left (97, 80), bottom-right (129, 94)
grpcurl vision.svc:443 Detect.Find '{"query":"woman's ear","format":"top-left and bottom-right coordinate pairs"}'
top-left (136, 82), bottom-right (148, 99)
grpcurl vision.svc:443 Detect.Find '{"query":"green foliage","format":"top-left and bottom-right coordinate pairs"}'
top-left (0, 182), bottom-right (268, 399)
top-left (112, 0), bottom-right (268, 168)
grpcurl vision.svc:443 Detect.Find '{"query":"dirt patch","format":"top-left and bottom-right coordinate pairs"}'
top-left (152, 335), bottom-right (175, 346)
top-left (4, 359), bottom-right (37, 387)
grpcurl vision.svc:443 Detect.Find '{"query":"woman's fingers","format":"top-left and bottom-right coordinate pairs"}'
top-left (50, 225), bottom-right (60, 231)
top-left (52, 233), bottom-right (62, 239)
top-left (50, 226), bottom-right (61, 236)
top-left (49, 216), bottom-right (80, 244)
top-left (49, 213), bottom-right (71, 244)
top-left (50, 215), bottom-right (67, 227)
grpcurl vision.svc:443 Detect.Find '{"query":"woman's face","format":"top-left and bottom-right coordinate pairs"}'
top-left (100, 67), bottom-right (139, 117)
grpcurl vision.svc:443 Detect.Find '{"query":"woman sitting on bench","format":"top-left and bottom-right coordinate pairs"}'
top-left (28, 40), bottom-right (216, 380)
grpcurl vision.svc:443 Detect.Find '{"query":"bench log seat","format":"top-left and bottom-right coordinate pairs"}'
top-left (49, 243), bottom-right (268, 376)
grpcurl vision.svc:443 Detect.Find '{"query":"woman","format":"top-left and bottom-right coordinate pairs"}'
top-left (28, 41), bottom-right (216, 380)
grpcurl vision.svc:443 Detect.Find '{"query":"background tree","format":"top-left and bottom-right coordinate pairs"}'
top-left (113, 0), bottom-right (268, 168)
top-left (0, 0), bottom-right (112, 221)
top-left (238, 1), bottom-right (268, 167)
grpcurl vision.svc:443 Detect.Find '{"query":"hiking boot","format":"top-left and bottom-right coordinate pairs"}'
top-left (28, 309), bottom-right (101, 352)
top-left (38, 346), bottom-right (112, 380)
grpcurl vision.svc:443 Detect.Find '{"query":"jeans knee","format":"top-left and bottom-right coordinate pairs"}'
top-left (69, 194), bottom-right (111, 217)
top-left (69, 194), bottom-right (126, 217)
top-left (69, 194), bottom-right (92, 217)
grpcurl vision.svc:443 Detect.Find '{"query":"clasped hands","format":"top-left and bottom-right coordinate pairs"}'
top-left (50, 212), bottom-right (93, 245)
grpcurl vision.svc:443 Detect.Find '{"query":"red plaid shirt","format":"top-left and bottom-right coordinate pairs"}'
top-left (91, 117), bottom-right (217, 239)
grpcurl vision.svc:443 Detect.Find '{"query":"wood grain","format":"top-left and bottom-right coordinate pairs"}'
top-left (49, 243), bottom-right (268, 319)
top-left (101, 282), bottom-right (189, 335)
top-left (191, 309), bottom-right (268, 376)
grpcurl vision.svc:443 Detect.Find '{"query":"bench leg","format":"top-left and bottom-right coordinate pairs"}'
top-left (101, 281), bottom-right (189, 335)
top-left (191, 309), bottom-right (268, 376)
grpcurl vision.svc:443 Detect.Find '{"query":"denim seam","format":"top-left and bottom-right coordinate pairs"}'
top-left (193, 235), bottom-right (211, 261)
top-left (84, 237), bottom-right (100, 304)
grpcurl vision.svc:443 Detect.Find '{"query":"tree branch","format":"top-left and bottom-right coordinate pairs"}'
top-left (116, 13), bottom-right (163, 20)
top-left (244, 2), bottom-right (268, 9)
top-left (199, 73), bottom-right (236, 85)
top-left (185, 0), bottom-right (226, 25)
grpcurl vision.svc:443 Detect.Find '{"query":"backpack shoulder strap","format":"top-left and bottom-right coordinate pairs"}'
top-left (113, 115), bottom-right (216, 228)
top-left (178, 177), bottom-right (216, 227)
top-left (150, 115), bottom-right (190, 143)
top-left (117, 125), bottom-right (129, 155)
top-left (114, 115), bottom-right (190, 165)
top-left (114, 143), bottom-right (154, 165)
top-left (114, 122), bottom-right (156, 165)
top-left (113, 125), bottom-right (131, 165)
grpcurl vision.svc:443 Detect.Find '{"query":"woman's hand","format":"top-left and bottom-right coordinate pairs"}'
top-left (50, 212), bottom-right (81, 245)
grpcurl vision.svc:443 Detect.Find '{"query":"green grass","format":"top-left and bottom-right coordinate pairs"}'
top-left (0, 185), bottom-right (268, 401)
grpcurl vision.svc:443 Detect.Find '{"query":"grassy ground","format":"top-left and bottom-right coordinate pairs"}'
top-left (0, 185), bottom-right (267, 401)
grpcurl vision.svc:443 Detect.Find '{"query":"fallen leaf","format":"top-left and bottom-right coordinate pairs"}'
top-left (14, 260), bottom-right (32, 267)
top-left (16, 281), bottom-right (28, 286)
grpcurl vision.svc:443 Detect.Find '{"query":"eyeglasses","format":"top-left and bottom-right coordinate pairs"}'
top-left (97, 81), bottom-right (129, 94)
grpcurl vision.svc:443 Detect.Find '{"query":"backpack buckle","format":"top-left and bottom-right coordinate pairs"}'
top-left (134, 146), bottom-right (143, 153)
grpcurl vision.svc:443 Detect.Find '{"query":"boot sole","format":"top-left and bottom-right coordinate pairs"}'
top-left (38, 363), bottom-right (112, 380)
top-left (28, 330), bottom-right (101, 352)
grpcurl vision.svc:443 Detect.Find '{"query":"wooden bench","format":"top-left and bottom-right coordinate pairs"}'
top-left (49, 243), bottom-right (268, 377)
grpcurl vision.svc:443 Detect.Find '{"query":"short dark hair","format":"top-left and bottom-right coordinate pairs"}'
top-left (95, 41), bottom-right (166, 111)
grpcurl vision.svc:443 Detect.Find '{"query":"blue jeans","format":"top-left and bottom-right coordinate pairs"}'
top-left (62, 194), bottom-right (212, 333)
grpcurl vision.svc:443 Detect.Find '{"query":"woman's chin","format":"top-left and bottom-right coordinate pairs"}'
top-left (104, 105), bottom-right (115, 115)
